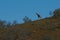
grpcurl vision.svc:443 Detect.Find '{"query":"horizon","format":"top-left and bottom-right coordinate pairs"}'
top-left (0, 0), bottom-right (60, 23)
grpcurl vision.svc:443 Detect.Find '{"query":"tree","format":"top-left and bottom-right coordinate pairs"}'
top-left (6, 22), bottom-right (11, 28)
top-left (49, 11), bottom-right (53, 16)
top-left (23, 16), bottom-right (32, 23)
top-left (0, 20), bottom-right (6, 28)
top-left (12, 20), bottom-right (17, 25)
top-left (53, 8), bottom-right (60, 17)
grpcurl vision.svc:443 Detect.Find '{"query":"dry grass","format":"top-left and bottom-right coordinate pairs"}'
top-left (0, 16), bottom-right (60, 40)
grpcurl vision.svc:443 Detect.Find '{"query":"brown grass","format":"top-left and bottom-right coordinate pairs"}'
top-left (0, 16), bottom-right (60, 40)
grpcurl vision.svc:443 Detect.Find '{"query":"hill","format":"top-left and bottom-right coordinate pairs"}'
top-left (0, 9), bottom-right (60, 40)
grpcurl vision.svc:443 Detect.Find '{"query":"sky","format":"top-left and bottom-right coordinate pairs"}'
top-left (0, 0), bottom-right (60, 23)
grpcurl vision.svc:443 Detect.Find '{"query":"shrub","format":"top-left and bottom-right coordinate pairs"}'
top-left (6, 22), bottom-right (11, 28)
top-left (0, 20), bottom-right (6, 28)
top-left (53, 8), bottom-right (60, 17)
top-left (23, 16), bottom-right (32, 23)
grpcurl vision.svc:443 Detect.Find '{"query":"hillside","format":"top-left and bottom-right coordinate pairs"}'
top-left (0, 9), bottom-right (60, 40)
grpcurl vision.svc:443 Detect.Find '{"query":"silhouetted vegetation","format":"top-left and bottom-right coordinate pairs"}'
top-left (0, 8), bottom-right (60, 40)
top-left (53, 8), bottom-right (60, 18)
top-left (23, 16), bottom-right (32, 23)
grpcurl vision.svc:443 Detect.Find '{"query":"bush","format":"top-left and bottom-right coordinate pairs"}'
top-left (0, 20), bottom-right (6, 28)
top-left (6, 22), bottom-right (11, 28)
top-left (23, 16), bottom-right (32, 23)
top-left (53, 8), bottom-right (60, 17)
